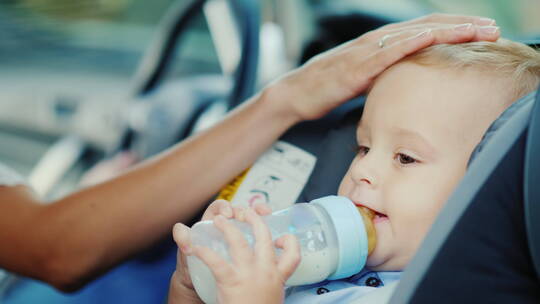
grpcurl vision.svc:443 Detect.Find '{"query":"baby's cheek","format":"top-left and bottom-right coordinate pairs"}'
top-left (336, 174), bottom-right (351, 196)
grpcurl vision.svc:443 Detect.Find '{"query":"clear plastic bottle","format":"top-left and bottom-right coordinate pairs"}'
top-left (187, 196), bottom-right (376, 304)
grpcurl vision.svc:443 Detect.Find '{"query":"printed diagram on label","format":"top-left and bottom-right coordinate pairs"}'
top-left (247, 175), bottom-right (281, 206)
top-left (223, 141), bottom-right (317, 211)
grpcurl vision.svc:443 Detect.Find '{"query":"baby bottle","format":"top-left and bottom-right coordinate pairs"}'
top-left (187, 196), bottom-right (376, 304)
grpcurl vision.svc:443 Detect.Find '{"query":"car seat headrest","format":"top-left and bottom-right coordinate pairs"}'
top-left (468, 90), bottom-right (535, 166)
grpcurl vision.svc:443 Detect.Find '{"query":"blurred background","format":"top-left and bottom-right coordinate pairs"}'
top-left (0, 0), bottom-right (539, 303)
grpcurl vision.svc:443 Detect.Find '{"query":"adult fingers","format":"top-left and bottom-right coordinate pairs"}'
top-left (379, 22), bottom-right (494, 37)
top-left (360, 23), bottom-right (500, 78)
top-left (348, 29), bottom-right (433, 85)
top-left (202, 199), bottom-right (233, 221)
top-left (380, 13), bottom-right (495, 31)
top-left (422, 23), bottom-right (499, 44)
top-left (275, 234), bottom-right (301, 280)
top-left (471, 25), bottom-right (501, 41)
top-left (213, 215), bottom-right (253, 263)
top-left (243, 208), bottom-right (275, 262)
top-left (377, 23), bottom-right (499, 49)
top-left (191, 245), bottom-right (234, 283)
top-left (428, 24), bottom-right (500, 44)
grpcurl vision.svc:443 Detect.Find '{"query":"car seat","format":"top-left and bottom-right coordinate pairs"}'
top-left (117, 0), bottom-right (259, 159)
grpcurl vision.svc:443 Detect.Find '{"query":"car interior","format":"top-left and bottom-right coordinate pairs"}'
top-left (0, 0), bottom-right (539, 303)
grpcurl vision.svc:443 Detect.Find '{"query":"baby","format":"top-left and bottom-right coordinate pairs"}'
top-left (174, 39), bottom-right (540, 303)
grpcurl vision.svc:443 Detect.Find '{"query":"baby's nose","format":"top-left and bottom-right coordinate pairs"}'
top-left (350, 162), bottom-right (378, 187)
top-left (360, 177), bottom-right (372, 185)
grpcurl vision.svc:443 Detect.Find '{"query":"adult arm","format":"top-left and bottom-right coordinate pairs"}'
top-left (0, 88), bottom-right (299, 292)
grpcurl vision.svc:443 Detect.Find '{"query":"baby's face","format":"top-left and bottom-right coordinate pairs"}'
top-left (338, 62), bottom-right (512, 271)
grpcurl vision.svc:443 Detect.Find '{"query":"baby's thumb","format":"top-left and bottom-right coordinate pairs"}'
top-left (173, 223), bottom-right (193, 255)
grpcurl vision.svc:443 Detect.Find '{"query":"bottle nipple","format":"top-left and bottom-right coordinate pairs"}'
top-left (356, 206), bottom-right (377, 255)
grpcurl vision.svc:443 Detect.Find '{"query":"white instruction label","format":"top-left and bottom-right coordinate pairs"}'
top-left (218, 141), bottom-right (317, 211)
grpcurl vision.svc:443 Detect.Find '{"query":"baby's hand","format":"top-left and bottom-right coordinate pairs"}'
top-left (192, 206), bottom-right (301, 304)
top-left (169, 200), bottom-right (240, 304)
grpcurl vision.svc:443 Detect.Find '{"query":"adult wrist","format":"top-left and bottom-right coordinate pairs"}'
top-left (257, 81), bottom-right (304, 127)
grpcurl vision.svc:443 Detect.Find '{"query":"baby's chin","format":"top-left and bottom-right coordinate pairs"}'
top-left (365, 253), bottom-right (408, 272)
top-left (365, 255), bottom-right (389, 271)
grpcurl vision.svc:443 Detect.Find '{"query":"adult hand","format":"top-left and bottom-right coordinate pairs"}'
top-left (168, 200), bottom-right (273, 304)
top-left (266, 13), bottom-right (500, 121)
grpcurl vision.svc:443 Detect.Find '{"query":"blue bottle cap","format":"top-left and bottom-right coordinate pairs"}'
top-left (311, 195), bottom-right (368, 280)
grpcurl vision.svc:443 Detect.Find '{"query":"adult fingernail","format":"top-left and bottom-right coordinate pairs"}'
top-left (454, 23), bottom-right (473, 31)
top-left (477, 18), bottom-right (496, 26)
top-left (479, 25), bottom-right (499, 34)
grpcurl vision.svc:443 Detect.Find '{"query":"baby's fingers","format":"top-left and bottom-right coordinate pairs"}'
top-left (214, 215), bottom-right (253, 263)
top-left (192, 245), bottom-right (234, 283)
top-left (275, 234), bottom-right (301, 280)
top-left (173, 223), bottom-right (193, 255)
top-left (244, 208), bottom-right (275, 262)
top-left (202, 199), bottom-right (234, 221)
top-left (252, 202), bottom-right (272, 216)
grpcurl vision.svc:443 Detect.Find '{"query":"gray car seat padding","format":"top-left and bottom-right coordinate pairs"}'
top-left (524, 87), bottom-right (540, 279)
top-left (469, 88), bottom-right (534, 165)
top-left (298, 104), bottom-right (363, 202)
top-left (390, 90), bottom-right (537, 303)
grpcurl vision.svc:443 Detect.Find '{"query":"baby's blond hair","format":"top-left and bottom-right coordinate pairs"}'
top-left (405, 39), bottom-right (540, 103)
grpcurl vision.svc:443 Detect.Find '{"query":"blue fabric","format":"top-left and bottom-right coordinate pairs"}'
top-left (3, 244), bottom-right (176, 304)
top-left (285, 270), bottom-right (401, 304)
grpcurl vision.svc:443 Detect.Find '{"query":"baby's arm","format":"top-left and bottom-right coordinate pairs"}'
top-left (192, 205), bottom-right (301, 304)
